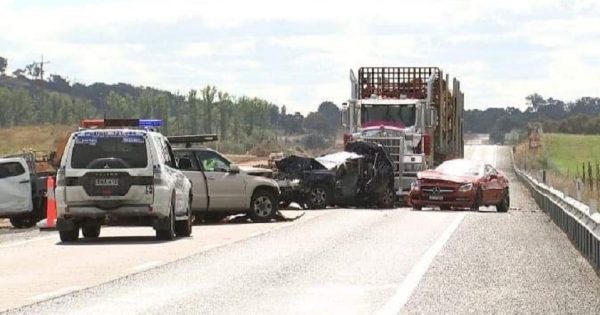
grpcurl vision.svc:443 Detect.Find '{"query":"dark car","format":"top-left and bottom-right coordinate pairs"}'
top-left (408, 159), bottom-right (509, 212)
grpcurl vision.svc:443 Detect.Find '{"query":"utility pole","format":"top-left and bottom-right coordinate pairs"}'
top-left (38, 55), bottom-right (50, 87)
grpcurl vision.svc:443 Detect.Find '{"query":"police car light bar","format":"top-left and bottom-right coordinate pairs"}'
top-left (80, 119), bottom-right (163, 129)
top-left (168, 134), bottom-right (218, 147)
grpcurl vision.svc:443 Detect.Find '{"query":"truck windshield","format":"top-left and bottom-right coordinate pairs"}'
top-left (71, 136), bottom-right (148, 169)
top-left (361, 104), bottom-right (416, 127)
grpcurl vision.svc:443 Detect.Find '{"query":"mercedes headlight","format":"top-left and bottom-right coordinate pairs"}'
top-left (458, 183), bottom-right (473, 192)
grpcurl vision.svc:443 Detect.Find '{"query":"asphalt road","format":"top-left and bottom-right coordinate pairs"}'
top-left (3, 145), bottom-right (600, 314)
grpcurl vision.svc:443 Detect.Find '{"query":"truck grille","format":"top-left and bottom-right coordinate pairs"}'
top-left (361, 137), bottom-right (402, 177)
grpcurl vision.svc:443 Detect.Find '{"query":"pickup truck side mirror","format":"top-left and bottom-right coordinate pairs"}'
top-left (177, 157), bottom-right (193, 170)
top-left (229, 164), bottom-right (240, 174)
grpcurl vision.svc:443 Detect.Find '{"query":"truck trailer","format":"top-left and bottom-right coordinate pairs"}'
top-left (341, 67), bottom-right (464, 197)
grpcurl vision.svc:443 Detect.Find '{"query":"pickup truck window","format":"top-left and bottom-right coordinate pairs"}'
top-left (0, 162), bottom-right (26, 178)
top-left (196, 150), bottom-right (230, 172)
top-left (173, 151), bottom-right (201, 171)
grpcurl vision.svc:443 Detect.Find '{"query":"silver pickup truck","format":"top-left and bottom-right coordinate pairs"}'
top-left (170, 135), bottom-right (280, 223)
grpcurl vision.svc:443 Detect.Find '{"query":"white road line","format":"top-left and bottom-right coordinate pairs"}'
top-left (0, 235), bottom-right (55, 249)
top-left (131, 260), bottom-right (162, 272)
top-left (28, 286), bottom-right (82, 301)
top-left (377, 212), bottom-right (467, 315)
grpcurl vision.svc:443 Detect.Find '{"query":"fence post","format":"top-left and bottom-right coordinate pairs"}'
top-left (542, 170), bottom-right (547, 184)
top-left (576, 178), bottom-right (584, 201)
top-left (589, 161), bottom-right (593, 192)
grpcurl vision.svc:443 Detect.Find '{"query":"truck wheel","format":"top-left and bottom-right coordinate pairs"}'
top-left (175, 197), bottom-right (193, 237)
top-left (249, 189), bottom-right (277, 223)
top-left (377, 187), bottom-right (395, 208)
top-left (497, 189), bottom-right (510, 213)
top-left (82, 225), bottom-right (101, 238)
top-left (307, 185), bottom-right (329, 209)
top-left (59, 226), bottom-right (80, 243)
top-left (156, 201), bottom-right (176, 240)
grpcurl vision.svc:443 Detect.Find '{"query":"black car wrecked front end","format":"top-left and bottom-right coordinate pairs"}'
top-left (275, 142), bottom-right (395, 209)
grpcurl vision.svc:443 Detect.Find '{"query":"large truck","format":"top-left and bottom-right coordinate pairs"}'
top-left (341, 67), bottom-right (464, 196)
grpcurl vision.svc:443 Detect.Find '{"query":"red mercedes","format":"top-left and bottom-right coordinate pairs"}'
top-left (408, 159), bottom-right (510, 212)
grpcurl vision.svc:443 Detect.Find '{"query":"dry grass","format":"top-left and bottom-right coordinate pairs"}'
top-left (0, 124), bottom-right (75, 155)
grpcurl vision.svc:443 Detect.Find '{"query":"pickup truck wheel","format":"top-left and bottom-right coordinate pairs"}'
top-left (497, 189), bottom-right (510, 213)
top-left (307, 185), bottom-right (329, 209)
top-left (59, 226), bottom-right (80, 243)
top-left (82, 225), bottom-right (101, 238)
top-left (156, 202), bottom-right (176, 240)
top-left (249, 190), bottom-right (277, 223)
top-left (9, 215), bottom-right (36, 229)
top-left (175, 198), bottom-right (193, 237)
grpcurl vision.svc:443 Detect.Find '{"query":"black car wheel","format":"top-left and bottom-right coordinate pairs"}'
top-left (497, 189), bottom-right (510, 213)
top-left (307, 185), bottom-right (328, 209)
top-left (377, 187), bottom-right (395, 208)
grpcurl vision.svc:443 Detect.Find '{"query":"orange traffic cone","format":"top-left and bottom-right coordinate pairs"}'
top-left (39, 176), bottom-right (57, 230)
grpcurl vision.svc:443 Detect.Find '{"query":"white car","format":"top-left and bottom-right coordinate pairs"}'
top-left (172, 144), bottom-right (280, 223)
top-left (55, 119), bottom-right (193, 242)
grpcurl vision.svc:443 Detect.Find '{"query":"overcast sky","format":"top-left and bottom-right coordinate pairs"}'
top-left (1, 0), bottom-right (599, 113)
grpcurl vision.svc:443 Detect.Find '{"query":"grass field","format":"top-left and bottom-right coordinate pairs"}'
top-left (543, 133), bottom-right (600, 175)
top-left (0, 124), bottom-right (75, 155)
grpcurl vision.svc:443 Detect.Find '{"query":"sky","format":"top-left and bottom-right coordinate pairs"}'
top-left (1, 0), bottom-right (600, 113)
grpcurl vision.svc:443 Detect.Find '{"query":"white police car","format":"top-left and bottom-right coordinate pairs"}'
top-left (55, 119), bottom-right (193, 242)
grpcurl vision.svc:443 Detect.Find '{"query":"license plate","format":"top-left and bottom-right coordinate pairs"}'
top-left (428, 195), bottom-right (444, 201)
top-left (95, 178), bottom-right (119, 186)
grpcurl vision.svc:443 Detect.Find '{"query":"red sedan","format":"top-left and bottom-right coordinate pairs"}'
top-left (408, 159), bottom-right (510, 212)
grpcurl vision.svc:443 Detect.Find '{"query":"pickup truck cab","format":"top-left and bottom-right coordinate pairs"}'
top-left (170, 136), bottom-right (280, 223)
top-left (55, 119), bottom-right (193, 242)
top-left (0, 157), bottom-right (35, 227)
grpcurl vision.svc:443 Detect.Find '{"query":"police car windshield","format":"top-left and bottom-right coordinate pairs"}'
top-left (71, 135), bottom-right (148, 169)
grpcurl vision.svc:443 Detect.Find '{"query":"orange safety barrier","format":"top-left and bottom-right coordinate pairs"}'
top-left (46, 176), bottom-right (57, 228)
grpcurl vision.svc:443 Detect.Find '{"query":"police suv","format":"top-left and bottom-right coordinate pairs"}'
top-left (55, 119), bottom-right (193, 242)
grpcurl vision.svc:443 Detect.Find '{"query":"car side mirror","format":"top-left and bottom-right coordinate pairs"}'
top-left (178, 157), bottom-right (193, 170)
top-left (229, 164), bottom-right (240, 174)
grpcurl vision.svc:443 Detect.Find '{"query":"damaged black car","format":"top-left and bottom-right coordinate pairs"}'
top-left (275, 141), bottom-right (395, 209)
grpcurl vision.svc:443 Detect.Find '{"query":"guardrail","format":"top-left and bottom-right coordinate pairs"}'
top-left (512, 152), bottom-right (600, 272)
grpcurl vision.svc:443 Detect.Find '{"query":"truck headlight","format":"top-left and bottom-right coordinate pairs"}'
top-left (458, 183), bottom-right (473, 192)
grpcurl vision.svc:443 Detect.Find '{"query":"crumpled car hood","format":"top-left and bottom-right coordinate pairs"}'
top-left (239, 166), bottom-right (273, 177)
top-left (417, 169), bottom-right (478, 184)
